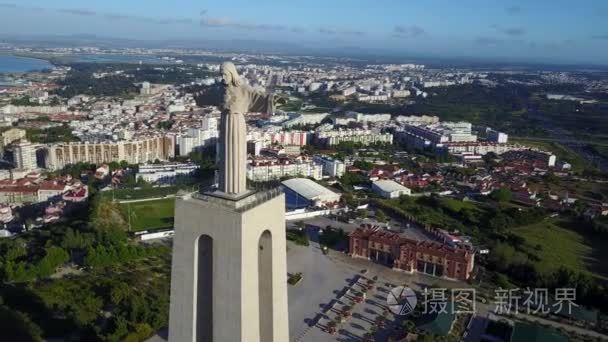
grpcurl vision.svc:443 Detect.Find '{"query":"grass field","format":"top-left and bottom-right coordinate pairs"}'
top-left (511, 219), bottom-right (608, 279)
top-left (119, 198), bottom-right (175, 232)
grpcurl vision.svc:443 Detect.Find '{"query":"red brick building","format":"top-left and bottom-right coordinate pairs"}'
top-left (349, 226), bottom-right (475, 281)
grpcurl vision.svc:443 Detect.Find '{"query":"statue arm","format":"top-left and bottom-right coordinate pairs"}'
top-left (246, 87), bottom-right (275, 114)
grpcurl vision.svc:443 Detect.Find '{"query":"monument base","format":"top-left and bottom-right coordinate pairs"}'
top-left (168, 188), bottom-right (289, 342)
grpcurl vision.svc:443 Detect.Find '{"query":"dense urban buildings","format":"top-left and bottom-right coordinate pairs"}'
top-left (12, 139), bottom-right (37, 170)
top-left (1, 39), bottom-right (606, 342)
top-left (247, 156), bottom-right (323, 181)
top-left (0, 127), bottom-right (26, 155)
top-left (45, 136), bottom-right (174, 170)
top-left (316, 129), bottom-right (393, 147)
top-left (136, 163), bottom-right (198, 184)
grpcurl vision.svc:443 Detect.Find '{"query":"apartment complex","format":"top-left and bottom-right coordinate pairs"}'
top-left (313, 155), bottom-right (346, 177)
top-left (349, 226), bottom-right (475, 281)
top-left (316, 129), bottom-right (393, 147)
top-left (395, 115), bottom-right (439, 125)
top-left (0, 128), bottom-right (26, 155)
top-left (263, 131), bottom-right (308, 146)
top-left (0, 176), bottom-right (82, 204)
top-left (440, 142), bottom-right (521, 156)
top-left (136, 163), bottom-right (199, 184)
top-left (399, 122), bottom-right (477, 146)
top-left (45, 135), bottom-right (175, 170)
top-left (247, 157), bottom-right (323, 182)
top-left (178, 128), bottom-right (218, 156)
top-left (13, 140), bottom-right (37, 171)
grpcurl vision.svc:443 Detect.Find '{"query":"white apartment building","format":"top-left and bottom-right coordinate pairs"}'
top-left (0, 205), bottom-right (13, 224)
top-left (422, 80), bottom-right (456, 88)
top-left (136, 163), bottom-right (199, 184)
top-left (313, 155), bottom-right (345, 177)
top-left (308, 82), bottom-right (322, 92)
top-left (316, 129), bottom-right (393, 146)
top-left (345, 112), bottom-right (392, 123)
top-left (342, 86), bottom-right (357, 96)
top-left (247, 159), bottom-right (323, 182)
top-left (202, 116), bottom-right (219, 131)
top-left (332, 117), bottom-right (357, 126)
top-left (178, 127), bottom-right (219, 156)
top-left (0, 128), bottom-right (26, 155)
top-left (282, 113), bottom-right (329, 128)
top-left (358, 95), bottom-right (389, 102)
top-left (140, 82), bottom-right (152, 95)
top-left (395, 115), bottom-right (440, 125)
top-left (264, 131), bottom-right (308, 146)
top-left (487, 129), bottom-right (509, 144)
top-left (399, 122), bottom-right (477, 149)
top-left (45, 136), bottom-right (174, 170)
top-left (13, 140), bottom-right (37, 171)
top-left (392, 90), bottom-right (411, 98)
top-left (441, 142), bottom-right (521, 156)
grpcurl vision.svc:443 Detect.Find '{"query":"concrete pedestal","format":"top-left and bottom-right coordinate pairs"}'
top-left (168, 189), bottom-right (289, 342)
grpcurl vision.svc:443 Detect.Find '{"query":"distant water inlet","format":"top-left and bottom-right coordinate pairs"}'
top-left (0, 55), bottom-right (54, 73)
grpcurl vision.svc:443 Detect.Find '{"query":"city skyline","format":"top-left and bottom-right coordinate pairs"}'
top-left (1, 13), bottom-right (608, 340)
top-left (1, 0), bottom-right (608, 65)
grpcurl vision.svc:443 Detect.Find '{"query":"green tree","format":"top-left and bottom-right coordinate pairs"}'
top-left (482, 151), bottom-right (499, 165)
top-left (111, 282), bottom-right (132, 305)
top-left (543, 173), bottom-right (561, 185)
top-left (61, 228), bottom-right (93, 250)
top-left (375, 209), bottom-right (387, 223)
top-left (490, 187), bottom-right (513, 203)
top-left (353, 160), bottom-right (374, 171)
top-left (357, 209), bottom-right (368, 219)
top-left (36, 246), bottom-right (69, 277)
top-left (106, 316), bottom-right (129, 342)
top-left (341, 192), bottom-right (360, 208)
top-left (0, 304), bottom-right (43, 341)
top-left (124, 323), bottom-right (154, 342)
top-left (49, 97), bottom-right (61, 106)
top-left (10, 95), bottom-right (38, 106)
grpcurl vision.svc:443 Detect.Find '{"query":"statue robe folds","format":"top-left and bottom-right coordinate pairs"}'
top-left (219, 84), bottom-right (275, 195)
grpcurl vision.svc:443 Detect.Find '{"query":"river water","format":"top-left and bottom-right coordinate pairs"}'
top-left (0, 55), bottom-right (54, 73)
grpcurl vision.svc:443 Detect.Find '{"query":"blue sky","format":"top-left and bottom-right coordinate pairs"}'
top-left (1, 0), bottom-right (607, 65)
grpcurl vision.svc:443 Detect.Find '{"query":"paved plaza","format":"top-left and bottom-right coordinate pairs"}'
top-left (287, 227), bottom-right (465, 342)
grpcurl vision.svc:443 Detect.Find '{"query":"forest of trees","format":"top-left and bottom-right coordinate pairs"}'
top-left (25, 124), bottom-right (78, 144)
top-left (0, 183), bottom-right (171, 341)
top-left (55, 63), bottom-right (214, 98)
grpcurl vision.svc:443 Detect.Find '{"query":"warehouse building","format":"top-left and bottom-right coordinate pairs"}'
top-left (372, 180), bottom-right (411, 199)
top-left (281, 178), bottom-right (340, 209)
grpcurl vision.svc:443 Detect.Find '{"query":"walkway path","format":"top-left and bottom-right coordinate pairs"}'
top-left (115, 195), bottom-right (175, 204)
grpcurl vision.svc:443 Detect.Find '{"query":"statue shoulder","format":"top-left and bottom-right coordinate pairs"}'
top-left (223, 85), bottom-right (249, 113)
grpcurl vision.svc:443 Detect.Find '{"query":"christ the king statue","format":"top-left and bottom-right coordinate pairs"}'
top-left (218, 62), bottom-right (285, 195)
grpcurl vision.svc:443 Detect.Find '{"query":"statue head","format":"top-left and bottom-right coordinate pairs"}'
top-left (221, 62), bottom-right (241, 87)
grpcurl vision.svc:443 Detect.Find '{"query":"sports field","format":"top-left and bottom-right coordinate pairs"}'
top-left (119, 198), bottom-right (175, 232)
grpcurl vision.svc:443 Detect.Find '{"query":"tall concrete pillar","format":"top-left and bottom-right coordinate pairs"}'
top-left (169, 190), bottom-right (289, 342)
